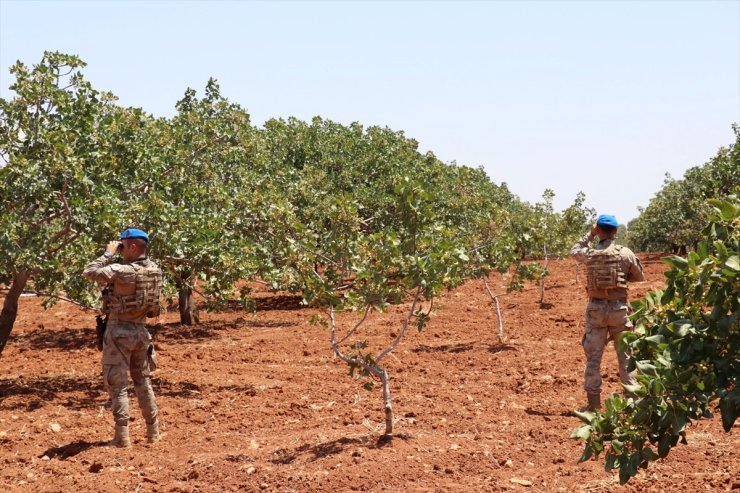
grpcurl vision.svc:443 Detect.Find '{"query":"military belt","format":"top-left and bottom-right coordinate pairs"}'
top-left (589, 297), bottom-right (627, 303)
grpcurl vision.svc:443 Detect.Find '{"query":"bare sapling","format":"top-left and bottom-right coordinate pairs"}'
top-left (328, 287), bottom-right (429, 436)
top-left (538, 244), bottom-right (549, 304)
top-left (482, 276), bottom-right (506, 343)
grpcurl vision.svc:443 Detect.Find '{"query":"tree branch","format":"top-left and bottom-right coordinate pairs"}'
top-left (376, 286), bottom-right (422, 364)
top-left (31, 210), bottom-right (61, 228)
top-left (328, 305), bottom-right (383, 377)
top-left (262, 227), bottom-right (341, 268)
top-left (335, 305), bottom-right (371, 346)
top-left (163, 256), bottom-right (193, 265)
top-left (48, 230), bottom-right (79, 255)
top-left (9, 289), bottom-right (96, 311)
top-left (416, 296), bottom-right (434, 319)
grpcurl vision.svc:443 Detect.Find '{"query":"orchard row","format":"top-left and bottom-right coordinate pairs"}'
top-left (1, 52), bottom-right (737, 483)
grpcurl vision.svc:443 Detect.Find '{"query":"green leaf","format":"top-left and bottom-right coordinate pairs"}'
top-left (714, 240), bottom-right (728, 258)
top-left (604, 453), bottom-right (619, 471)
top-left (571, 410), bottom-right (596, 424)
top-left (725, 255), bottom-right (740, 271)
top-left (711, 198), bottom-right (738, 221)
top-left (649, 378), bottom-right (665, 396)
top-left (658, 434), bottom-right (672, 458)
top-left (641, 446), bottom-right (659, 462)
top-left (643, 334), bottom-right (665, 345)
top-left (674, 323), bottom-right (692, 337)
top-left (623, 383), bottom-right (646, 397)
top-left (661, 256), bottom-right (688, 270)
top-left (635, 360), bottom-right (659, 377)
top-left (578, 445), bottom-right (594, 463)
top-left (627, 451), bottom-right (641, 476)
top-left (633, 406), bottom-right (652, 425)
top-left (570, 424), bottom-right (592, 440)
top-left (671, 408), bottom-right (687, 434)
top-left (618, 331), bottom-right (638, 351)
top-left (611, 439), bottom-right (624, 455)
top-left (619, 463), bottom-right (630, 484)
top-left (697, 240), bottom-right (709, 258)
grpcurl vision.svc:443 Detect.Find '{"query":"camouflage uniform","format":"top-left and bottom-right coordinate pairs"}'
top-left (83, 255), bottom-right (161, 443)
top-left (570, 232), bottom-right (644, 404)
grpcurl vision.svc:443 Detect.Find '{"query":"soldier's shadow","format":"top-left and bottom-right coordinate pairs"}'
top-left (16, 326), bottom-right (96, 351)
top-left (40, 440), bottom-right (109, 460)
top-left (0, 374), bottom-right (104, 412)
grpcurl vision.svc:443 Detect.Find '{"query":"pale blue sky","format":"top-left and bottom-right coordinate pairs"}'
top-left (2, 0), bottom-right (738, 223)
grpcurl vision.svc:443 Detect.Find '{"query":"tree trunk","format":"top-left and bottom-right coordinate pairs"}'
top-left (539, 245), bottom-right (549, 304)
top-left (380, 367), bottom-right (394, 436)
top-left (482, 277), bottom-right (505, 343)
top-left (0, 270), bottom-right (30, 358)
top-left (175, 275), bottom-right (199, 325)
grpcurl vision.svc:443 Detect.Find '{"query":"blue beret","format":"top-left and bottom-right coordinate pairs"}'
top-left (596, 215), bottom-right (618, 228)
top-left (120, 228), bottom-right (149, 242)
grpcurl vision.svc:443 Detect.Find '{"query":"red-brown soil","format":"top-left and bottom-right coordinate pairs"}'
top-left (1, 256), bottom-right (737, 492)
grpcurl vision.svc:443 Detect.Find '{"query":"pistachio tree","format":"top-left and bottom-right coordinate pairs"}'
top-left (129, 80), bottom-right (261, 323)
top-left (431, 165), bottom-right (539, 342)
top-left (0, 52), bottom-right (122, 356)
top-left (628, 127), bottom-right (740, 253)
top-left (307, 177), bottom-right (470, 435)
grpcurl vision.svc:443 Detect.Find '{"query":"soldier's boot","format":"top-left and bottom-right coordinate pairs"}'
top-left (146, 421), bottom-right (160, 444)
top-left (579, 393), bottom-right (601, 412)
top-left (107, 425), bottom-right (132, 448)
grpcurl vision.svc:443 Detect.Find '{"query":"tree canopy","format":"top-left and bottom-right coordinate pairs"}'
top-left (627, 127), bottom-right (740, 253)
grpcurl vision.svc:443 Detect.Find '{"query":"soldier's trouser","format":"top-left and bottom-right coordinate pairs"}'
top-left (102, 321), bottom-right (158, 427)
top-left (582, 300), bottom-right (636, 396)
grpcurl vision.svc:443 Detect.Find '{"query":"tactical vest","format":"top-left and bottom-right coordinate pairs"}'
top-left (103, 261), bottom-right (162, 317)
top-left (585, 243), bottom-right (627, 296)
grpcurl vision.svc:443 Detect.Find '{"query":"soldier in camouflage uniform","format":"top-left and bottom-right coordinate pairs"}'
top-left (569, 215), bottom-right (644, 411)
top-left (83, 228), bottom-right (162, 448)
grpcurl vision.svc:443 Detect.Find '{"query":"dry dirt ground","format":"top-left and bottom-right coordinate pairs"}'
top-left (0, 256), bottom-right (737, 492)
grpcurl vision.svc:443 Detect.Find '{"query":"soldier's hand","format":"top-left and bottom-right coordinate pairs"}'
top-left (590, 224), bottom-right (599, 237)
top-left (106, 241), bottom-right (121, 255)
